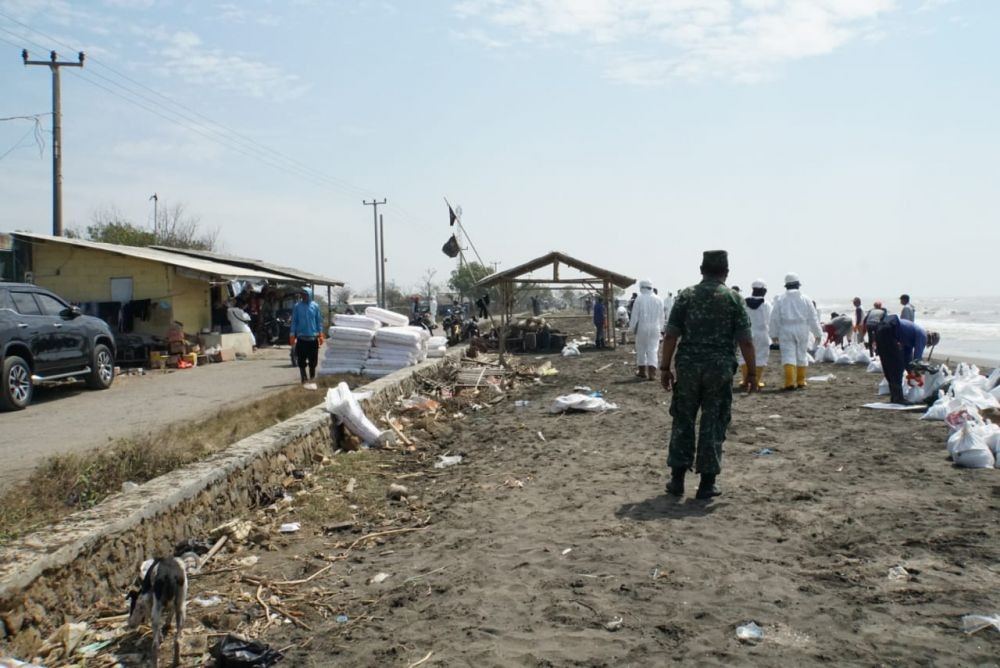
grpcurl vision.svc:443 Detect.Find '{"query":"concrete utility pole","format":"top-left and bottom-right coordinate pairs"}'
top-left (362, 198), bottom-right (386, 307)
top-left (23, 49), bottom-right (84, 237)
top-left (379, 213), bottom-right (386, 310)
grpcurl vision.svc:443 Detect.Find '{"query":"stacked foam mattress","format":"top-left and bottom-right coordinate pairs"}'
top-left (317, 314), bottom-right (380, 375)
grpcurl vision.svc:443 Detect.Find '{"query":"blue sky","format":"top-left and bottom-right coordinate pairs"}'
top-left (1, 0), bottom-right (997, 301)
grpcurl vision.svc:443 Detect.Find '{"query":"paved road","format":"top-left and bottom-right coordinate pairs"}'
top-left (0, 347), bottom-right (306, 491)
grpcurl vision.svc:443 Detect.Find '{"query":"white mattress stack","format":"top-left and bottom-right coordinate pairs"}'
top-left (363, 327), bottom-right (424, 378)
top-left (364, 306), bottom-right (409, 328)
top-left (427, 335), bottom-right (448, 358)
top-left (333, 313), bottom-right (381, 331)
top-left (318, 322), bottom-right (377, 375)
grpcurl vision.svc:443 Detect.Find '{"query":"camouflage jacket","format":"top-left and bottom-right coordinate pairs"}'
top-left (665, 278), bottom-right (752, 364)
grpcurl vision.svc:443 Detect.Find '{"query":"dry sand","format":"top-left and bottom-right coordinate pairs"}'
top-left (234, 316), bottom-right (999, 666)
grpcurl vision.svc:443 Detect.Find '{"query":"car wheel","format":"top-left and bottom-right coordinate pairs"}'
top-left (86, 343), bottom-right (115, 390)
top-left (1, 356), bottom-right (33, 411)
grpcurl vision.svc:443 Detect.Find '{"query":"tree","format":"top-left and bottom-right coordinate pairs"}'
top-left (419, 268), bottom-right (438, 302)
top-left (73, 203), bottom-right (219, 250)
top-left (382, 280), bottom-right (407, 310)
top-left (448, 261), bottom-right (494, 305)
top-left (333, 285), bottom-right (352, 304)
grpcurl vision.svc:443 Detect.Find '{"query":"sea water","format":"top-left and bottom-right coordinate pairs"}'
top-left (816, 296), bottom-right (1000, 364)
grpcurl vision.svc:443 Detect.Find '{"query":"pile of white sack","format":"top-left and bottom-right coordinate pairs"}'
top-left (427, 335), bottom-right (448, 358)
top-left (876, 363), bottom-right (952, 404)
top-left (324, 381), bottom-right (386, 447)
top-left (812, 342), bottom-right (871, 366)
top-left (318, 313), bottom-right (380, 376)
top-left (919, 364), bottom-right (1000, 468)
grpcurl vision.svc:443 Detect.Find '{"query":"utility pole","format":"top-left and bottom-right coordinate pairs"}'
top-left (362, 198), bottom-right (386, 307)
top-left (379, 213), bottom-right (386, 310)
top-left (23, 50), bottom-right (84, 237)
top-left (149, 193), bottom-right (158, 241)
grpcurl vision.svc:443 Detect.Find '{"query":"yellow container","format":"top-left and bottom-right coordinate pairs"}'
top-left (185, 352), bottom-right (198, 367)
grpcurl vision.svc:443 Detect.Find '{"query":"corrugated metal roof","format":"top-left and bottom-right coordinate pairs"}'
top-left (150, 246), bottom-right (343, 286)
top-left (11, 232), bottom-right (293, 282)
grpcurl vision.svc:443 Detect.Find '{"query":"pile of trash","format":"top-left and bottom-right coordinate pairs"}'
top-left (811, 341), bottom-right (871, 366)
top-left (318, 319), bottom-right (378, 376)
top-left (918, 363), bottom-right (1000, 468)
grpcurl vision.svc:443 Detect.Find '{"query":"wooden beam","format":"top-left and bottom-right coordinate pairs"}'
top-left (509, 279), bottom-right (599, 285)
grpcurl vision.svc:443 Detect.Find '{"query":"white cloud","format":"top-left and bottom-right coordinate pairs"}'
top-left (155, 29), bottom-right (309, 101)
top-left (455, 0), bottom-right (905, 83)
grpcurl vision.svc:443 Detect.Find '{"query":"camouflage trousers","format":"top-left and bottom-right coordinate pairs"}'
top-left (667, 359), bottom-right (735, 476)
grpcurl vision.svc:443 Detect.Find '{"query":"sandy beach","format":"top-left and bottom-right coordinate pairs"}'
top-left (190, 315), bottom-right (998, 667)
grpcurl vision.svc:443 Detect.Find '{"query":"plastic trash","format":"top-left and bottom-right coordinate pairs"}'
top-left (192, 595), bottom-right (223, 607)
top-left (278, 522), bottom-right (301, 533)
top-left (735, 621), bottom-right (764, 643)
top-left (514, 400), bottom-right (530, 407)
top-left (325, 381), bottom-right (386, 446)
top-left (434, 454), bottom-right (463, 469)
top-left (369, 572), bottom-right (390, 584)
top-left (561, 547), bottom-right (573, 556)
top-left (335, 614), bottom-right (349, 623)
top-left (755, 448), bottom-right (773, 456)
top-left (887, 566), bottom-right (910, 581)
top-left (806, 374), bottom-right (836, 382)
top-left (604, 616), bottom-right (624, 632)
top-left (550, 393), bottom-right (618, 413)
top-left (961, 613), bottom-right (1000, 635)
top-left (209, 634), bottom-right (284, 667)
top-left (561, 344), bottom-right (580, 357)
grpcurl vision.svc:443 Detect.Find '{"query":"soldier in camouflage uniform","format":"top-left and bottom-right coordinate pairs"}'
top-left (659, 250), bottom-right (757, 499)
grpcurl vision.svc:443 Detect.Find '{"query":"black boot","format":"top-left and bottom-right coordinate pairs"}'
top-left (665, 468), bottom-right (686, 497)
top-left (696, 474), bottom-right (721, 500)
top-left (889, 384), bottom-right (908, 405)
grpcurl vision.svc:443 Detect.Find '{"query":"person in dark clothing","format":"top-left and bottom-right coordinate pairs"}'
top-left (627, 292), bottom-right (638, 318)
top-left (863, 301), bottom-right (888, 356)
top-left (853, 297), bottom-right (864, 343)
top-left (593, 297), bottom-right (607, 348)
top-left (476, 293), bottom-right (490, 319)
top-left (876, 315), bottom-right (938, 404)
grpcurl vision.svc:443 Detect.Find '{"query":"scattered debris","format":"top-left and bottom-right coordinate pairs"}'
top-left (755, 448), bottom-right (774, 456)
top-left (536, 431), bottom-right (546, 442)
top-left (887, 565), bottom-right (910, 581)
top-left (277, 522), bottom-right (301, 533)
top-left (514, 400), bottom-right (530, 407)
top-left (209, 633), bottom-right (284, 667)
top-left (335, 614), bottom-right (350, 623)
top-left (561, 547), bottom-right (573, 556)
top-left (192, 595), bottom-right (223, 607)
top-left (434, 454), bottom-right (463, 469)
top-left (961, 613), bottom-right (1000, 636)
top-left (345, 477), bottom-right (357, 494)
top-left (736, 621), bottom-right (764, 643)
top-left (369, 572), bottom-right (391, 584)
top-left (503, 478), bottom-right (525, 488)
top-left (807, 374), bottom-right (836, 382)
top-left (387, 483), bottom-right (409, 500)
top-left (604, 616), bottom-right (624, 632)
top-left (551, 393), bottom-right (618, 413)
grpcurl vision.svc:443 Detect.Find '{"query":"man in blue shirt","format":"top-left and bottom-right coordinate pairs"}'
top-left (290, 287), bottom-right (324, 383)
top-left (876, 315), bottom-right (939, 404)
top-left (593, 296), bottom-right (606, 348)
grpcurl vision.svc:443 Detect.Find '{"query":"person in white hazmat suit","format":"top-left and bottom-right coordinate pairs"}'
top-left (227, 302), bottom-right (257, 347)
top-left (739, 280), bottom-right (773, 390)
top-left (769, 273), bottom-right (822, 390)
top-left (628, 280), bottom-right (665, 380)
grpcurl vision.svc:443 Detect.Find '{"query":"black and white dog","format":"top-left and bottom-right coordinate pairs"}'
top-left (127, 556), bottom-right (188, 667)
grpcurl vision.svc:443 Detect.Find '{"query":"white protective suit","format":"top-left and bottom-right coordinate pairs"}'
top-left (227, 306), bottom-right (257, 347)
top-left (769, 288), bottom-right (821, 366)
top-left (739, 297), bottom-right (773, 369)
top-left (628, 281), bottom-right (664, 367)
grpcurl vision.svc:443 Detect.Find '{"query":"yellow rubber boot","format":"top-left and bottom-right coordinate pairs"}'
top-left (738, 364), bottom-right (748, 389)
top-left (756, 366), bottom-right (766, 389)
top-left (796, 366), bottom-right (808, 388)
top-left (782, 364), bottom-right (796, 390)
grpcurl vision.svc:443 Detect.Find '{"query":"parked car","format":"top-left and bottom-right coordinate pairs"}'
top-left (0, 283), bottom-right (117, 410)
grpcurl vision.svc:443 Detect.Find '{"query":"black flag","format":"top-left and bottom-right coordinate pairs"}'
top-left (448, 203), bottom-right (457, 226)
top-left (442, 234), bottom-right (460, 258)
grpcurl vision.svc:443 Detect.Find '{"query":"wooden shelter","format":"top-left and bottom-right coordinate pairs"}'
top-left (476, 251), bottom-right (635, 354)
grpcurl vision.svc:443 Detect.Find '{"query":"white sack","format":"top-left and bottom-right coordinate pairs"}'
top-left (550, 393), bottom-right (618, 413)
top-left (324, 381), bottom-right (385, 445)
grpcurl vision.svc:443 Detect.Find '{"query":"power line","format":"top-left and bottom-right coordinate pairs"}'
top-left (1, 11), bottom-right (442, 231)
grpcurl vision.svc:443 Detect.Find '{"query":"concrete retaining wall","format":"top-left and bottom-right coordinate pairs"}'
top-left (0, 353), bottom-right (456, 657)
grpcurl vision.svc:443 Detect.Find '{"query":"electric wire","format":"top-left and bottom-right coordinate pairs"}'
top-left (1, 12), bottom-right (448, 236)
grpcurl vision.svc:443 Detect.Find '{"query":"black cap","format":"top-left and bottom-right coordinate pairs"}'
top-left (701, 250), bottom-right (729, 274)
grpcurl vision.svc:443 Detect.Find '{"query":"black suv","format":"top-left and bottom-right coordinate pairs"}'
top-left (0, 283), bottom-right (117, 411)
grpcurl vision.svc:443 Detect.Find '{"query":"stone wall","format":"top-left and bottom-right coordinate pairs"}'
top-left (0, 353), bottom-right (452, 657)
